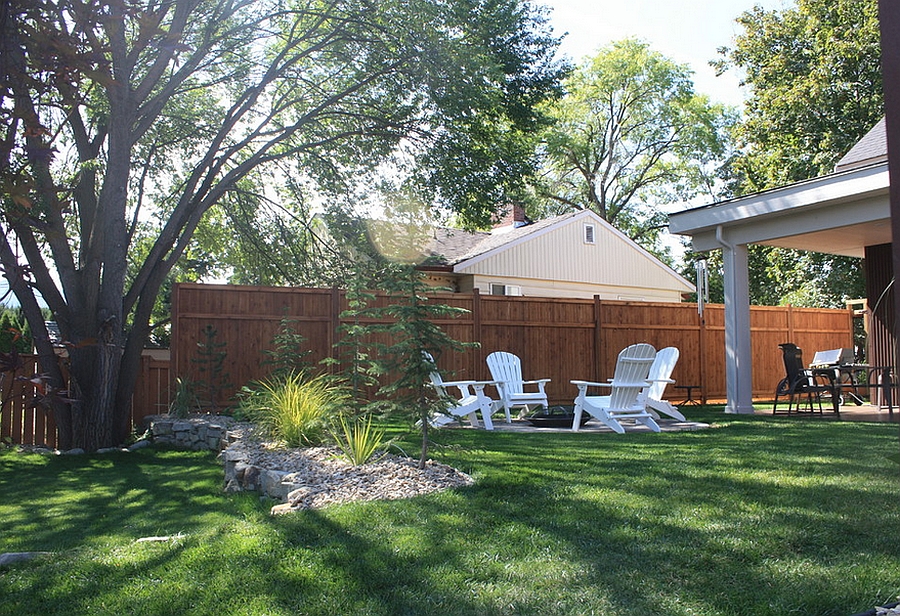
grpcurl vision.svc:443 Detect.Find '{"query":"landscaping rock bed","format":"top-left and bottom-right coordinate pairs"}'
top-left (143, 414), bottom-right (233, 451)
top-left (220, 422), bottom-right (474, 514)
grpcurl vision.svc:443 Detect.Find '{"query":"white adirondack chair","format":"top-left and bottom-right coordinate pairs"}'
top-left (426, 357), bottom-right (496, 430)
top-left (571, 343), bottom-right (661, 434)
top-left (486, 351), bottom-right (550, 422)
top-left (638, 347), bottom-right (685, 421)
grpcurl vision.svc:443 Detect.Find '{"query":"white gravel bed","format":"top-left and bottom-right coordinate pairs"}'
top-left (226, 424), bottom-right (475, 513)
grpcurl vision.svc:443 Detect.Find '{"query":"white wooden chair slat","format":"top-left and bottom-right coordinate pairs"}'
top-left (571, 343), bottom-right (661, 434)
top-left (639, 346), bottom-right (684, 421)
top-left (486, 351), bottom-right (550, 422)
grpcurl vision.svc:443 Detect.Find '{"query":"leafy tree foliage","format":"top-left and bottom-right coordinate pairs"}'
top-left (712, 0), bottom-right (881, 307)
top-left (534, 39), bottom-right (734, 251)
top-left (0, 307), bottom-right (31, 353)
top-left (0, 0), bottom-right (563, 450)
top-left (717, 0), bottom-right (882, 191)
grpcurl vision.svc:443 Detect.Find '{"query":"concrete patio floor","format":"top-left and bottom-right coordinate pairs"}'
top-left (755, 402), bottom-right (899, 422)
top-left (478, 417), bottom-right (711, 434)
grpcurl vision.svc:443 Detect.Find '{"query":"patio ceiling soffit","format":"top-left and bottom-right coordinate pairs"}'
top-left (668, 163), bottom-right (890, 257)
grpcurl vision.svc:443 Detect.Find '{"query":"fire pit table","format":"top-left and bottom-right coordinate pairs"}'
top-left (525, 406), bottom-right (591, 428)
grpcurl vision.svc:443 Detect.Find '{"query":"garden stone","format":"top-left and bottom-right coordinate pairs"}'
top-left (262, 470), bottom-right (291, 500)
top-left (0, 552), bottom-right (50, 566)
top-left (241, 465), bottom-right (261, 491)
top-left (128, 439), bottom-right (151, 451)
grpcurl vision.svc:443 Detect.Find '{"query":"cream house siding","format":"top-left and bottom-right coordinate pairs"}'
top-left (454, 211), bottom-right (693, 302)
top-left (460, 275), bottom-right (686, 301)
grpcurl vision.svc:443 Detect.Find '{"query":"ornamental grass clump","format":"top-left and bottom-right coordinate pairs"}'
top-left (238, 371), bottom-right (347, 447)
top-left (334, 415), bottom-right (387, 466)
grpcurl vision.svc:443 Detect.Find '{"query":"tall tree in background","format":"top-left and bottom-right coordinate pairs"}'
top-left (719, 0), bottom-right (882, 191)
top-left (0, 0), bottom-right (563, 450)
top-left (711, 0), bottom-right (881, 307)
top-left (535, 39), bottom-right (733, 253)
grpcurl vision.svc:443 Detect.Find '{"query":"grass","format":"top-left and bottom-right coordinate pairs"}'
top-left (0, 408), bottom-right (898, 615)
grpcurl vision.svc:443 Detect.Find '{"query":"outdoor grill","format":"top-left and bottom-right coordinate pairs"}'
top-left (809, 347), bottom-right (868, 406)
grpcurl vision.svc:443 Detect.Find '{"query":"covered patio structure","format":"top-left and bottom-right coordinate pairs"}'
top-left (668, 119), bottom-right (894, 413)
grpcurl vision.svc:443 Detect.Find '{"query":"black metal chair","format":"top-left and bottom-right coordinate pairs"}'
top-left (773, 343), bottom-right (839, 415)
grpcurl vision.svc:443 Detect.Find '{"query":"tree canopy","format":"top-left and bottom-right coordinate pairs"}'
top-left (717, 0), bottom-right (882, 192)
top-left (703, 0), bottom-right (881, 308)
top-left (534, 39), bottom-right (734, 252)
top-left (0, 0), bottom-right (564, 450)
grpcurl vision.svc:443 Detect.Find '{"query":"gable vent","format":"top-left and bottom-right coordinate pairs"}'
top-left (584, 224), bottom-right (595, 244)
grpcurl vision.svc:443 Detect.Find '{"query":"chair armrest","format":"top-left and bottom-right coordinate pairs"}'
top-left (647, 378), bottom-right (676, 385)
top-left (570, 380), bottom-right (613, 392)
top-left (521, 378), bottom-right (550, 393)
top-left (470, 381), bottom-right (499, 397)
top-left (439, 379), bottom-right (478, 387)
top-left (431, 380), bottom-right (478, 397)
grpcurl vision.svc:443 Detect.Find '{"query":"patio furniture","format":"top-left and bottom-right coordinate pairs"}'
top-left (639, 346), bottom-right (685, 421)
top-left (570, 342), bottom-right (661, 434)
top-left (426, 354), bottom-right (497, 430)
top-left (810, 347), bottom-right (866, 405)
top-left (486, 351), bottom-right (550, 423)
top-left (773, 343), bottom-right (839, 415)
top-left (674, 384), bottom-right (701, 406)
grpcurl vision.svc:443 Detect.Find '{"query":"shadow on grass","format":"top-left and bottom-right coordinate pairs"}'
top-left (0, 447), bottom-right (226, 552)
top-left (1, 412), bottom-right (898, 615)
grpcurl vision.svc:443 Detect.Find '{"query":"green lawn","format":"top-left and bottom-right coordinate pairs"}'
top-left (1, 408), bottom-right (898, 616)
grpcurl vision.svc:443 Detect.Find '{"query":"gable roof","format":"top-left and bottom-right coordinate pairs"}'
top-left (834, 117), bottom-right (887, 172)
top-left (427, 210), bottom-right (693, 292)
top-left (428, 212), bottom-right (582, 265)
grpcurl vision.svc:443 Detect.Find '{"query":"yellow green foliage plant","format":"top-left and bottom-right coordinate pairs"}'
top-left (334, 415), bottom-right (387, 466)
top-left (238, 371), bottom-right (348, 447)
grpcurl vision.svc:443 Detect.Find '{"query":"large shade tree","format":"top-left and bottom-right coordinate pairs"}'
top-left (709, 0), bottom-right (881, 307)
top-left (0, 0), bottom-right (563, 450)
top-left (534, 39), bottom-right (733, 252)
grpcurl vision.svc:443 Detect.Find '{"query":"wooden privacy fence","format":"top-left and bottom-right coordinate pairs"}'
top-left (1, 353), bottom-right (171, 448)
top-left (171, 283), bottom-right (854, 409)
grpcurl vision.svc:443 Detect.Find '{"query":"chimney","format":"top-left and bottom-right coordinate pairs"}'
top-left (492, 204), bottom-right (528, 231)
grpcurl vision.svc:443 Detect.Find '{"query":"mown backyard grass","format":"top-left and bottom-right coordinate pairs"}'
top-left (0, 408), bottom-right (898, 616)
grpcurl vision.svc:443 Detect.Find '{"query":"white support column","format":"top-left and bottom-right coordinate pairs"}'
top-left (720, 235), bottom-right (755, 414)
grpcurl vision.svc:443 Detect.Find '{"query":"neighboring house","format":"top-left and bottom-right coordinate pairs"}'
top-left (418, 207), bottom-right (694, 302)
top-left (668, 118), bottom-right (891, 413)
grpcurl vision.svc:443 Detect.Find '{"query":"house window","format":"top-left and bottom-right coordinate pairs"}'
top-left (490, 283), bottom-right (522, 296)
top-left (584, 224), bottom-right (595, 244)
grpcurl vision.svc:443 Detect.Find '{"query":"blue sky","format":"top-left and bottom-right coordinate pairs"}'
top-left (542, 0), bottom-right (795, 107)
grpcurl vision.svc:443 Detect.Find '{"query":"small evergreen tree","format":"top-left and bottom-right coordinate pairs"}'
top-left (365, 263), bottom-right (474, 469)
top-left (323, 262), bottom-right (380, 417)
top-left (191, 325), bottom-right (232, 412)
top-left (0, 311), bottom-right (15, 353)
top-left (263, 313), bottom-right (312, 378)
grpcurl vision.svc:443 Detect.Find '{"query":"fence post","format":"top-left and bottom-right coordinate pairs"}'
top-left (472, 288), bottom-right (482, 378)
top-left (787, 304), bottom-right (794, 343)
top-left (330, 286), bottom-right (341, 375)
top-left (593, 295), bottom-right (602, 382)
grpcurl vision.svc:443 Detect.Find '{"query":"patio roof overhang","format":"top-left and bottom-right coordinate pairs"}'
top-left (667, 161), bottom-right (891, 415)
top-left (669, 162), bottom-right (890, 258)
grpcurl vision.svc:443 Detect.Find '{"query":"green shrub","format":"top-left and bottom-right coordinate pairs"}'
top-left (237, 371), bottom-right (347, 447)
top-left (168, 377), bottom-right (201, 418)
top-left (334, 415), bottom-right (387, 466)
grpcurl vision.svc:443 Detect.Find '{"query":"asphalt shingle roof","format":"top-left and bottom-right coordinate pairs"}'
top-left (426, 212), bottom-right (582, 265)
top-left (835, 117), bottom-right (887, 172)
